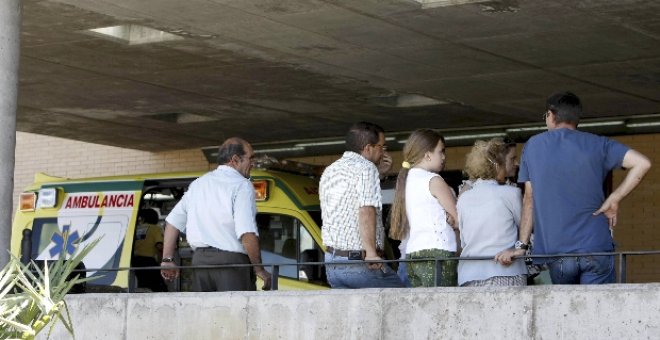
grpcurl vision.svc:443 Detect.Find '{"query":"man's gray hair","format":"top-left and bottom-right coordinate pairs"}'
top-left (217, 137), bottom-right (247, 164)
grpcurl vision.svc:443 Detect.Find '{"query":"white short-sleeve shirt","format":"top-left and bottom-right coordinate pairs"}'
top-left (166, 165), bottom-right (258, 253)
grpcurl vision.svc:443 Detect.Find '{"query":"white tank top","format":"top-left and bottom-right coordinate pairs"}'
top-left (404, 168), bottom-right (457, 253)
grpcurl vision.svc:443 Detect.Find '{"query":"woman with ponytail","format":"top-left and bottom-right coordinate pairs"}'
top-left (389, 129), bottom-right (458, 287)
top-left (456, 138), bottom-right (527, 287)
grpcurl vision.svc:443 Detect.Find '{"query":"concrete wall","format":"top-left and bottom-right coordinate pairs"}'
top-left (13, 132), bottom-right (660, 282)
top-left (38, 284), bottom-right (660, 340)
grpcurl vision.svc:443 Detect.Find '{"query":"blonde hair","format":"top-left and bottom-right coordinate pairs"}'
top-left (463, 138), bottom-right (515, 181)
top-left (389, 129), bottom-right (444, 240)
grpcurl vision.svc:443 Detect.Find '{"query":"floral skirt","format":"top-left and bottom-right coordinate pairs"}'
top-left (406, 248), bottom-right (457, 287)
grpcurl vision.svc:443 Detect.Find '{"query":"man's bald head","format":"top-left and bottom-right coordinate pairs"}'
top-left (217, 137), bottom-right (251, 165)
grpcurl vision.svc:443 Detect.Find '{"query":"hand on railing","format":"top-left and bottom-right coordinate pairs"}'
top-left (494, 248), bottom-right (526, 266)
top-left (365, 255), bottom-right (384, 270)
top-left (255, 267), bottom-right (272, 290)
top-left (160, 261), bottom-right (180, 282)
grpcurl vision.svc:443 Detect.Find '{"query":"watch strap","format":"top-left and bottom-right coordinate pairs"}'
top-left (514, 241), bottom-right (529, 250)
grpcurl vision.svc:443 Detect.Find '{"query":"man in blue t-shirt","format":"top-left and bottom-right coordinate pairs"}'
top-left (496, 91), bottom-right (651, 284)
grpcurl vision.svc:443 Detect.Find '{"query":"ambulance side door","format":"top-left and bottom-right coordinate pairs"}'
top-left (256, 209), bottom-right (328, 289)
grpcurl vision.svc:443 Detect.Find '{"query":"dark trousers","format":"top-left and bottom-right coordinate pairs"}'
top-left (192, 248), bottom-right (256, 292)
top-left (132, 256), bottom-right (168, 292)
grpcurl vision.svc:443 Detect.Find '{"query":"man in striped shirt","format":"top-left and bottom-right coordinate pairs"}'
top-left (320, 122), bottom-right (403, 288)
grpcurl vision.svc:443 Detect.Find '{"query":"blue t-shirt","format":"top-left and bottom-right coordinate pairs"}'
top-left (518, 128), bottom-right (629, 258)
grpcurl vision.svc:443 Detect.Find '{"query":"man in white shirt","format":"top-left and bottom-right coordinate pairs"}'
top-left (160, 137), bottom-right (271, 291)
top-left (320, 122), bottom-right (403, 288)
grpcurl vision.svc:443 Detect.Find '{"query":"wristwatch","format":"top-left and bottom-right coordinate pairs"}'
top-left (514, 241), bottom-right (529, 250)
top-left (161, 257), bottom-right (175, 263)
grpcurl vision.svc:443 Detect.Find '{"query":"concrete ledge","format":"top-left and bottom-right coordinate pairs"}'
top-left (38, 284), bottom-right (660, 340)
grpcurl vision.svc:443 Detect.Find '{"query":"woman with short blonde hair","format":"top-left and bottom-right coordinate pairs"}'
top-left (457, 138), bottom-right (527, 287)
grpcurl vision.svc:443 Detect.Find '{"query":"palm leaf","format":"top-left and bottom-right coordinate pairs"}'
top-left (0, 239), bottom-right (100, 339)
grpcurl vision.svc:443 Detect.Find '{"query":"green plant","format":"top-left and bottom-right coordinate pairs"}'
top-left (0, 240), bottom-right (99, 340)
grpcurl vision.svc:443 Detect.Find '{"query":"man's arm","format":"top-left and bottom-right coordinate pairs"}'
top-left (241, 232), bottom-right (272, 290)
top-left (594, 149), bottom-right (651, 228)
top-left (495, 181), bottom-right (533, 265)
top-left (160, 223), bottom-right (180, 281)
top-left (232, 180), bottom-right (271, 290)
top-left (518, 181), bottom-right (534, 246)
top-left (359, 206), bottom-right (382, 270)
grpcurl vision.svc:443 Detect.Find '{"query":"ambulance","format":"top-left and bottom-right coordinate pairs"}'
top-left (11, 162), bottom-right (329, 292)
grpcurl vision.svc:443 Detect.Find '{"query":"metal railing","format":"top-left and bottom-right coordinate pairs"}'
top-left (71, 250), bottom-right (660, 292)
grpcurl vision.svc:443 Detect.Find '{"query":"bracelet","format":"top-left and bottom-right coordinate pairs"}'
top-left (161, 257), bottom-right (175, 263)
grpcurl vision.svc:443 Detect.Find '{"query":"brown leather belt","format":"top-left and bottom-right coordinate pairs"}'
top-left (326, 246), bottom-right (384, 259)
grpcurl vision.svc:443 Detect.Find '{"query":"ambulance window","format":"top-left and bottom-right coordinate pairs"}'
top-left (299, 225), bottom-right (326, 284)
top-left (257, 213), bottom-right (297, 279)
top-left (29, 218), bottom-right (60, 259)
top-left (256, 213), bottom-right (326, 284)
top-left (141, 188), bottom-right (184, 218)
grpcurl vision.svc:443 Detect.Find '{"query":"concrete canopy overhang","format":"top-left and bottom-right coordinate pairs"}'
top-left (18, 0), bottom-right (660, 155)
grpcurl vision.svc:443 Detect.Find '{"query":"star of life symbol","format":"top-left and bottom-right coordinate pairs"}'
top-left (50, 224), bottom-right (81, 257)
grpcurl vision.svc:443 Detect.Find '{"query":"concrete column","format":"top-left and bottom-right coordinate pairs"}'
top-left (0, 0), bottom-right (21, 266)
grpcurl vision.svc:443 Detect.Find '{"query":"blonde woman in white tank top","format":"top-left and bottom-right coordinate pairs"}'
top-left (389, 129), bottom-right (459, 287)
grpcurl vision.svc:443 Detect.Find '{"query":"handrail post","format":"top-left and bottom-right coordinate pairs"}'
top-left (271, 265), bottom-right (279, 291)
top-left (434, 258), bottom-right (442, 287)
top-left (128, 267), bottom-right (136, 293)
top-left (618, 253), bottom-right (627, 283)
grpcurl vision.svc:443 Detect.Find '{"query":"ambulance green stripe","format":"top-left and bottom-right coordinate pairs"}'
top-left (42, 181), bottom-right (143, 192)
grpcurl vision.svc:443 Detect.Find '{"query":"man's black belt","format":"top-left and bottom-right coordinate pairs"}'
top-left (326, 246), bottom-right (384, 260)
top-left (195, 247), bottom-right (250, 258)
top-left (195, 246), bottom-right (226, 252)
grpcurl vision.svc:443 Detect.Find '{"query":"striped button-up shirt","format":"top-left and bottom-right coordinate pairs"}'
top-left (320, 151), bottom-right (384, 250)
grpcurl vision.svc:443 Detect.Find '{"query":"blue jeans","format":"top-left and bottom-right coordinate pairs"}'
top-left (547, 256), bottom-right (615, 284)
top-left (397, 262), bottom-right (412, 288)
top-left (325, 253), bottom-right (404, 289)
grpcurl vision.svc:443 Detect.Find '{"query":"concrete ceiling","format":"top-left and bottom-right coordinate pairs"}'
top-left (18, 0), bottom-right (660, 152)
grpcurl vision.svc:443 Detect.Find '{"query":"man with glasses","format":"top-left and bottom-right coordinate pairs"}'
top-left (161, 137), bottom-right (272, 291)
top-left (320, 121), bottom-right (404, 288)
top-left (500, 91), bottom-right (651, 284)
